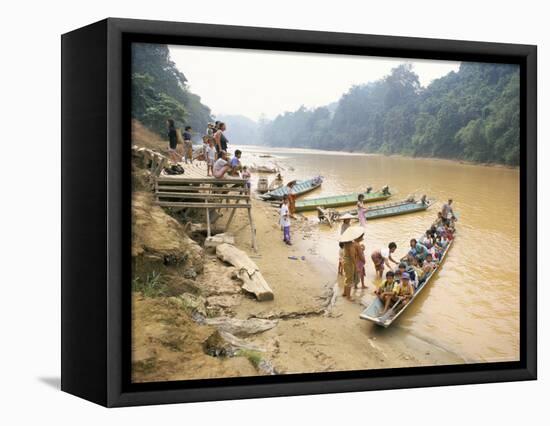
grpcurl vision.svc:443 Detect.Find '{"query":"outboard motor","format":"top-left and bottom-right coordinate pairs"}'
top-left (382, 185), bottom-right (390, 195)
top-left (366, 186), bottom-right (373, 194)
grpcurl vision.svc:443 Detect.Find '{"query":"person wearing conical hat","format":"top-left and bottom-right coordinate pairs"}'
top-left (339, 227), bottom-right (365, 297)
top-left (339, 213), bottom-right (354, 235)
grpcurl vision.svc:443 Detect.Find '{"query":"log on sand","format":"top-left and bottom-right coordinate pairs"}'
top-left (216, 243), bottom-right (274, 301)
top-left (201, 316), bottom-right (278, 337)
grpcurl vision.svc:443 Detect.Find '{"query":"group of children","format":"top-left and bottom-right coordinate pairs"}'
top-left (374, 208), bottom-right (456, 315)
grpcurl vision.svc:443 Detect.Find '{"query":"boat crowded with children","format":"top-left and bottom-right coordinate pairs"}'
top-left (360, 215), bottom-right (455, 327)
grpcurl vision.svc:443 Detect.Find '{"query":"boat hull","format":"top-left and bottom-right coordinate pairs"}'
top-left (295, 191), bottom-right (391, 212)
top-left (259, 177), bottom-right (323, 200)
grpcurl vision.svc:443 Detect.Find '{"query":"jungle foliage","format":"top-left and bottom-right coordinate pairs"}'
top-left (260, 63), bottom-right (520, 165)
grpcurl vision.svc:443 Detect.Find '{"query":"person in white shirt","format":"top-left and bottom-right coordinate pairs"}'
top-left (213, 151), bottom-right (230, 178)
top-left (280, 196), bottom-right (291, 245)
top-left (370, 242), bottom-right (399, 279)
top-left (205, 139), bottom-right (216, 176)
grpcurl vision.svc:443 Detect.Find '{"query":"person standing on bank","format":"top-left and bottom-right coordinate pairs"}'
top-left (340, 227), bottom-right (365, 298)
top-left (183, 126), bottom-right (193, 164)
top-left (339, 213), bottom-right (354, 235)
top-left (357, 193), bottom-right (367, 227)
top-left (286, 181), bottom-right (297, 218)
top-left (214, 122), bottom-right (229, 159)
top-left (167, 119), bottom-right (180, 163)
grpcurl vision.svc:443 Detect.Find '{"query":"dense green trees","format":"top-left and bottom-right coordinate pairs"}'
top-left (260, 62), bottom-right (520, 165)
top-left (131, 43), bottom-right (212, 138)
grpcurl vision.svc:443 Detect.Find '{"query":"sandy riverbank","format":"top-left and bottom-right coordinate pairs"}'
top-left (224, 198), bottom-right (465, 375)
top-left (132, 193), bottom-right (464, 383)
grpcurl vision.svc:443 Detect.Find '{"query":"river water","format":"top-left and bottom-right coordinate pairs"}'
top-left (239, 145), bottom-right (520, 364)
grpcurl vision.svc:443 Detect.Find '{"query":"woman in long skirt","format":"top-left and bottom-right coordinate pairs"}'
top-left (340, 227), bottom-right (365, 297)
top-left (357, 194), bottom-right (367, 227)
top-left (342, 242), bottom-right (358, 297)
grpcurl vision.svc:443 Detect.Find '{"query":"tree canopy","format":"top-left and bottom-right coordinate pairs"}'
top-left (131, 43), bottom-right (212, 138)
top-left (260, 62), bottom-right (520, 165)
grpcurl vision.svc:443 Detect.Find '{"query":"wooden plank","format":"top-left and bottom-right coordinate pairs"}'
top-left (156, 192), bottom-right (250, 200)
top-left (156, 201), bottom-right (252, 209)
top-left (155, 186), bottom-right (248, 195)
top-left (157, 178), bottom-right (246, 185)
top-left (205, 200), bottom-right (211, 238)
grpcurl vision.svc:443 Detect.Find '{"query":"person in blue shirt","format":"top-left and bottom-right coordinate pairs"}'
top-left (229, 149), bottom-right (242, 176)
top-left (402, 238), bottom-right (429, 262)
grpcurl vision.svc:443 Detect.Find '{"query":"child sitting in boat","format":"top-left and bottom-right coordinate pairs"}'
top-left (435, 211), bottom-right (445, 228)
top-left (280, 196), bottom-right (292, 246)
top-left (414, 257), bottom-right (430, 287)
top-left (393, 272), bottom-right (414, 301)
top-left (423, 253), bottom-right (437, 275)
top-left (404, 238), bottom-right (429, 261)
top-left (380, 272), bottom-right (413, 315)
top-left (375, 270), bottom-right (395, 307)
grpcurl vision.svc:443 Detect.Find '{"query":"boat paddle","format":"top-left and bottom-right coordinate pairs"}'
top-left (378, 297), bottom-right (404, 323)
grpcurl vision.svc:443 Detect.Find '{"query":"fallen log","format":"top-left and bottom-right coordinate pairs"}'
top-left (202, 316), bottom-right (278, 337)
top-left (204, 233), bottom-right (235, 251)
top-left (203, 330), bottom-right (264, 357)
top-left (216, 243), bottom-right (274, 301)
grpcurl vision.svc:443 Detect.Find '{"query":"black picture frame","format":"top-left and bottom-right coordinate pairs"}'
top-left (61, 17), bottom-right (537, 407)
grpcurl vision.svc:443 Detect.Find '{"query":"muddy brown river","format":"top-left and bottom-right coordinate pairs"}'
top-left (241, 145), bottom-right (520, 364)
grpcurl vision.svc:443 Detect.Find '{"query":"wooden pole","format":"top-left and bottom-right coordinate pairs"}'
top-left (248, 207), bottom-right (257, 251)
top-left (205, 189), bottom-right (211, 238)
top-left (225, 200), bottom-right (238, 231)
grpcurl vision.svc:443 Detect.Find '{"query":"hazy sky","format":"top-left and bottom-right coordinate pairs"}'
top-left (169, 45), bottom-right (460, 121)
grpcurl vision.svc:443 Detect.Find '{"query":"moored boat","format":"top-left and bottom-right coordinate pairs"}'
top-left (321, 197), bottom-right (434, 221)
top-left (259, 176), bottom-right (323, 200)
top-left (359, 221), bottom-right (455, 327)
top-left (249, 165), bottom-right (278, 173)
top-left (257, 177), bottom-right (269, 193)
top-left (295, 186), bottom-right (392, 212)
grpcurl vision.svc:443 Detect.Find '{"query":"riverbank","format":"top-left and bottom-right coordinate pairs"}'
top-left (226, 198), bottom-right (465, 375)
top-left (132, 142), bottom-right (520, 383)
top-left (132, 187), bottom-right (464, 383)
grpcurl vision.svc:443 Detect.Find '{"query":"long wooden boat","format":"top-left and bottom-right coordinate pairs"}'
top-left (259, 176), bottom-right (323, 200)
top-left (249, 165), bottom-right (278, 173)
top-left (359, 225), bottom-right (454, 327)
top-left (295, 187), bottom-right (392, 212)
top-left (348, 198), bottom-right (433, 220)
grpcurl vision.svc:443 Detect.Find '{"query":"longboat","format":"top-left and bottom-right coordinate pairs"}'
top-left (295, 187), bottom-right (392, 212)
top-left (359, 224), bottom-right (454, 328)
top-left (259, 176), bottom-right (323, 200)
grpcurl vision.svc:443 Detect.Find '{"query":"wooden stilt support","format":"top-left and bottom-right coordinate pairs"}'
top-left (205, 195), bottom-right (211, 238)
top-left (248, 206), bottom-right (257, 251)
top-left (225, 199), bottom-right (239, 231)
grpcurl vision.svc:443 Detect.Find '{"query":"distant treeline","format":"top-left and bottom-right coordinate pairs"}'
top-left (261, 63), bottom-right (520, 165)
top-left (131, 43), bottom-right (212, 138)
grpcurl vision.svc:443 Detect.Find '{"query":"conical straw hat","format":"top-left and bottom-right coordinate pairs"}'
top-left (339, 226), bottom-right (365, 243)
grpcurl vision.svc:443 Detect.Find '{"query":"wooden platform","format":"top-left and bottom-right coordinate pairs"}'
top-left (155, 163), bottom-right (257, 250)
